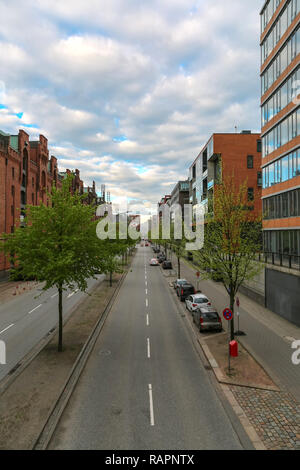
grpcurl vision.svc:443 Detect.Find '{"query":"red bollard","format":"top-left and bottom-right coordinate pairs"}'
top-left (230, 340), bottom-right (238, 357)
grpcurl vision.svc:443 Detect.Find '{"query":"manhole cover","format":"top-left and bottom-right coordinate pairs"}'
top-left (99, 350), bottom-right (111, 356)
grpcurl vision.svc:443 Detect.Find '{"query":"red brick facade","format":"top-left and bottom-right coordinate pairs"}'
top-left (0, 129), bottom-right (98, 277)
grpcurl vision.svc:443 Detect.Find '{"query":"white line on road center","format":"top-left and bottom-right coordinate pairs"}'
top-left (146, 298), bottom-right (148, 307)
top-left (148, 384), bottom-right (155, 426)
top-left (67, 292), bottom-right (75, 299)
top-left (0, 324), bottom-right (14, 335)
top-left (145, 289), bottom-right (148, 295)
top-left (51, 293), bottom-right (58, 299)
top-left (28, 304), bottom-right (42, 314)
top-left (146, 314), bottom-right (149, 326)
top-left (147, 338), bottom-right (151, 358)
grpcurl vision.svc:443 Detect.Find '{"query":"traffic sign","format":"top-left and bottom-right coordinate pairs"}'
top-left (223, 308), bottom-right (233, 321)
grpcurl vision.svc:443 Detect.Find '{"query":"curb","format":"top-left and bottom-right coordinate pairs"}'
top-left (0, 277), bottom-right (105, 397)
top-left (32, 259), bottom-right (133, 450)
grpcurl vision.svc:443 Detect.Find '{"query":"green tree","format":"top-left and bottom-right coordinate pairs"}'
top-left (1, 175), bottom-right (106, 351)
top-left (194, 175), bottom-right (262, 340)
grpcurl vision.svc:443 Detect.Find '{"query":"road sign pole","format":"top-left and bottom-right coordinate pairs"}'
top-left (228, 322), bottom-right (231, 375)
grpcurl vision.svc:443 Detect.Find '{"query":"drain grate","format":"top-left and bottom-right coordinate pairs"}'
top-left (204, 364), bottom-right (212, 371)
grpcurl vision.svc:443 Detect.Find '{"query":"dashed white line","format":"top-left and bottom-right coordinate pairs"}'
top-left (51, 293), bottom-right (58, 299)
top-left (148, 384), bottom-right (155, 426)
top-left (67, 292), bottom-right (75, 299)
top-left (146, 314), bottom-right (149, 326)
top-left (0, 324), bottom-right (14, 335)
top-left (145, 289), bottom-right (148, 295)
top-left (146, 298), bottom-right (148, 307)
top-left (147, 338), bottom-right (151, 358)
top-left (28, 304), bottom-right (42, 314)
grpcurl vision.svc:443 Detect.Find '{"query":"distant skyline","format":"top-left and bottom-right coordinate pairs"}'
top-left (0, 0), bottom-right (262, 214)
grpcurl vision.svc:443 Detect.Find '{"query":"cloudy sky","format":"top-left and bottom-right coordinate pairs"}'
top-left (0, 0), bottom-right (262, 214)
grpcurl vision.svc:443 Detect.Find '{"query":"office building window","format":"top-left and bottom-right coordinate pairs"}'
top-left (248, 188), bottom-right (254, 201)
top-left (247, 155), bottom-right (254, 169)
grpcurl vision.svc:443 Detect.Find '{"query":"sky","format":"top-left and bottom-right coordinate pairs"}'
top-left (0, 0), bottom-right (262, 215)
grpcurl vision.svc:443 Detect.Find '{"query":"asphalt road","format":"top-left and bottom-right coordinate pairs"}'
top-left (49, 246), bottom-right (244, 450)
top-left (0, 275), bottom-right (105, 382)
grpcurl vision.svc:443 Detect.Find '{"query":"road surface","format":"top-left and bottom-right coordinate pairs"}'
top-left (0, 275), bottom-right (105, 382)
top-left (49, 246), bottom-right (245, 450)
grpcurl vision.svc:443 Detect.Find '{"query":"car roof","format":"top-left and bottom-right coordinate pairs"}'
top-left (198, 306), bottom-right (218, 314)
top-left (176, 279), bottom-right (187, 282)
top-left (191, 294), bottom-right (208, 299)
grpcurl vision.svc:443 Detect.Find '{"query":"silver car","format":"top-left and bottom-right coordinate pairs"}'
top-left (185, 294), bottom-right (211, 312)
top-left (192, 306), bottom-right (222, 333)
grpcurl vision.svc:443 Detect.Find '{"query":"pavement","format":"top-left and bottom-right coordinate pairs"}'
top-left (0, 275), bottom-right (105, 382)
top-left (48, 246), bottom-right (250, 450)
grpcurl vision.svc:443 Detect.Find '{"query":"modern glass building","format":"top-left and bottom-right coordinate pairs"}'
top-left (260, 0), bottom-right (300, 265)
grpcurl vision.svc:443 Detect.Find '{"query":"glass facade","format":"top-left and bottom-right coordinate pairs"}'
top-left (261, 0), bottom-right (299, 63)
top-left (263, 229), bottom-right (300, 255)
top-left (262, 65), bottom-right (300, 125)
top-left (261, 0), bottom-right (282, 34)
top-left (263, 148), bottom-right (300, 187)
top-left (262, 107), bottom-right (300, 157)
top-left (261, 27), bottom-right (300, 94)
top-left (263, 187), bottom-right (300, 218)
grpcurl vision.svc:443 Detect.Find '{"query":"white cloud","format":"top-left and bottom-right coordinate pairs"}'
top-left (0, 0), bottom-right (262, 212)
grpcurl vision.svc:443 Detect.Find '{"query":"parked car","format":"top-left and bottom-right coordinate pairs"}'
top-left (173, 279), bottom-right (188, 290)
top-left (150, 258), bottom-right (159, 266)
top-left (192, 306), bottom-right (222, 333)
top-left (157, 254), bottom-right (166, 263)
top-left (185, 294), bottom-right (211, 312)
top-left (177, 283), bottom-right (195, 301)
top-left (162, 260), bottom-right (173, 269)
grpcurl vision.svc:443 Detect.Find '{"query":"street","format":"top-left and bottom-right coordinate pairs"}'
top-left (0, 275), bottom-right (105, 382)
top-left (49, 246), bottom-right (245, 450)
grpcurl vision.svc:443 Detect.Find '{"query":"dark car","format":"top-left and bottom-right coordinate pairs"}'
top-left (173, 279), bottom-right (188, 290)
top-left (157, 253), bottom-right (166, 263)
top-left (192, 306), bottom-right (222, 333)
top-left (177, 283), bottom-right (195, 301)
top-left (162, 260), bottom-right (173, 269)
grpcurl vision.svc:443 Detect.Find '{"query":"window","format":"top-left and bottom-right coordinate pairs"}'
top-left (248, 188), bottom-right (254, 201)
top-left (12, 167), bottom-right (15, 179)
top-left (257, 140), bottom-right (262, 153)
top-left (247, 155), bottom-right (254, 169)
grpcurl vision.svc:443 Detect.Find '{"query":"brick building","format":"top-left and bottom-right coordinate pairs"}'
top-left (259, 0), bottom-right (300, 326)
top-left (0, 129), bottom-right (98, 279)
top-left (188, 131), bottom-right (262, 219)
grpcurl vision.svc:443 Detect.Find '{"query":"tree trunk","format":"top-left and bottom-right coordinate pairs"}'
top-left (58, 285), bottom-right (63, 352)
top-left (110, 270), bottom-right (113, 287)
top-left (230, 289), bottom-right (235, 341)
top-left (177, 256), bottom-right (180, 278)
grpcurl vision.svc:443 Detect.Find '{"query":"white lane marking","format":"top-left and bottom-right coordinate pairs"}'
top-left (147, 338), bottom-right (151, 358)
top-left (0, 324), bottom-right (14, 335)
top-left (148, 384), bottom-right (155, 426)
top-left (67, 292), bottom-right (75, 299)
top-left (51, 293), bottom-right (58, 299)
top-left (146, 314), bottom-right (149, 326)
top-left (145, 281), bottom-right (147, 286)
top-left (75, 289), bottom-right (79, 293)
top-left (28, 304), bottom-right (42, 314)
top-left (146, 298), bottom-right (148, 307)
top-left (145, 289), bottom-right (148, 295)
